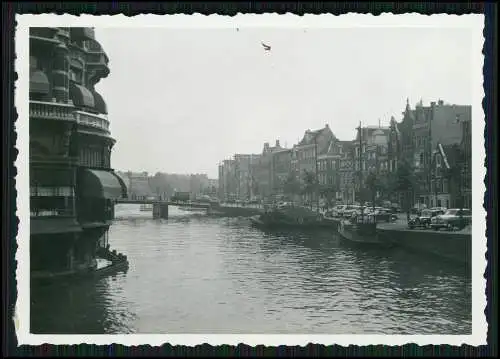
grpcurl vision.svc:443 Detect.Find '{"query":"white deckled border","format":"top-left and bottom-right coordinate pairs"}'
top-left (15, 13), bottom-right (486, 347)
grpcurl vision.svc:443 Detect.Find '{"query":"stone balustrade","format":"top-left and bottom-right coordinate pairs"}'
top-left (29, 100), bottom-right (74, 121)
top-left (74, 110), bottom-right (110, 131)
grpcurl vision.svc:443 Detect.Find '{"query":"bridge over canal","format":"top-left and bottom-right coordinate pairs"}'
top-left (114, 198), bottom-right (212, 219)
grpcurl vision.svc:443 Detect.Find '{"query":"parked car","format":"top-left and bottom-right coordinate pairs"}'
top-left (170, 191), bottom-right (191, 202)
top-left (372, 207), bottom-right (398, 222)
top-left (332, 204), bottom-right (348, 217)
top-left (408, 208), bottom-right (446, 229)
top-left (431, 208), bottom-right (472, 231)
top-left (344, 205), bottom-right (362, 218)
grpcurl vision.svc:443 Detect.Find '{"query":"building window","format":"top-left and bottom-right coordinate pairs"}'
top-left (443, 179), bottom-right (449, 193)
top-left (30, 186), bottom-right (75, 217)
top-left (69, 68), bottom-right (83, 84)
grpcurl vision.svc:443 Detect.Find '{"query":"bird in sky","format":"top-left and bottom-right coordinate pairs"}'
top-left (261, 42), bottom-right (271, 51)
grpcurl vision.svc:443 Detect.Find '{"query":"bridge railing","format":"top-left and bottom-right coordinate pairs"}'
top-left (219, 202), bottom-right (263, 209)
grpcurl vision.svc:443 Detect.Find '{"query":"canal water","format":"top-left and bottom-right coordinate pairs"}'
top-left (31, 204), bottom-right (471, 334)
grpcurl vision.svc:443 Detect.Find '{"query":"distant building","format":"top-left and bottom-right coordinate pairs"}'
top-left (350, 124), bottom-right (390, 203)
top-left (232, 153), bottom-right (261, 201)
top-left (292, 125), bottom-right (336, 204)
top-left (189, 173), bottom-right (209, 196)
top-left (317, 139), bottom-right (350, 203)
top-left (218, 163), bottom-right (224, 200)
top-left (251, 141), bottom-right (282, 201)
top-left (270, 147), bottom-right (292, 197)
top-left (430, 122), bottom-right (472, 209)
top-left (220, 159), bottom-right (237, 200)
top-left (293, 124), bottom-right (335, 175)
top-left (338, 141), bottom-right (356, 203)
top-left (392, 98), bottom-right (472, 208)
top-left (124, 171), bottom-right (152, 200)
top-left (207, 178), bottom-right (218, 195)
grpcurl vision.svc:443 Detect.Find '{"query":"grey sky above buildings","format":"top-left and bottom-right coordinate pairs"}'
top-left (94, 27), bottom-right (474, 178)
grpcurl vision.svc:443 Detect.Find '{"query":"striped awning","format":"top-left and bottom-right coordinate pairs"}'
top-left (29, 70), bottom-right (50, 94)
top-left (80, 169), bottom-right (128, 199)
top-left (92, 90), bottom-right (107, 114)
top-left (69, 83), bottom-right (95, 108)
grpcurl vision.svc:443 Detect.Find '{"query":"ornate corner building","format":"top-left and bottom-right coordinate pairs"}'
top-left (29, 27), bottom-right (127, 279)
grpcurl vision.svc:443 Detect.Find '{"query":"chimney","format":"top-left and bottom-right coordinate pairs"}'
top-left (325, 124), bottom-right (329, 129)
top-left (275, 139), bottom-right (280, 147)
top-left (264, 142), bottom-right (269, 149)
top-left (431, 101), bottom-right (436, 107)
top-left (438, 99), bottom-right (444, 106)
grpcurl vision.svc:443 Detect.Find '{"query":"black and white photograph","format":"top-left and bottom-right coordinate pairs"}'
top-left (15, 13), bottom-right (486, 346)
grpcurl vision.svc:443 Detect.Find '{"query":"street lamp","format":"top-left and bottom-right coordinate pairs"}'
top-left (432, 150), bottom-right (439, 208)
top-left (453, 113), bottom-right (467, 210)
top-left (314, 136), bottom-right (319, 213)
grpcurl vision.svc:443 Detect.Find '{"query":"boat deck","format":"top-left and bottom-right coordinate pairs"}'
top-left (377, 217), bottom-right (472, 235)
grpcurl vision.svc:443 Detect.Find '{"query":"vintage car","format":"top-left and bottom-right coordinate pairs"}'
top-left (365, 207), bottom-right (398, 223)
top-left (331, 205), bottom-right (348, 217)
top-left (408, 208), bottom-right (446, 229)
top-left (430, 208), bottom-right (472, 231)
top-left (343, 205), bottom-right (363, 218)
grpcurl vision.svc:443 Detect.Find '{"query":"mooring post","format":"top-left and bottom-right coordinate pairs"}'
top-left (153, 203), bottom-right (161, 219)
top-left (153, 202), bottom-right (169, 219)
top-left (160, 203), bottom-right (169, 219)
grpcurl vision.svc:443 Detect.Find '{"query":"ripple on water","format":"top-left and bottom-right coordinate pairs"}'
top-left (31, 205), bottom-right (472, 334)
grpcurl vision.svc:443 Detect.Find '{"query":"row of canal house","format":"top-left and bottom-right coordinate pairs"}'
top-left (218, 123), bottom-right (391, 206)
top-left (29, 27), bottom-right (127, 277)
top-left (218, 99), bottom-right (472, 210)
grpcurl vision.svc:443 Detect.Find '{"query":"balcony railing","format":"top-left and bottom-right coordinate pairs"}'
top-left (74, 110), bottom-right (110, 131)
top-left (30, 101), bottom-right (75, 121)
top-left (30, 208), bottom-right (74, 218)
top-left (29, 28), bottom-right (60, 42)
top-left (87, 53), bottom-right (107, 64)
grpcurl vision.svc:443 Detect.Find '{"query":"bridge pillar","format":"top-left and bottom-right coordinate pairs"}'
top-left (153, 203), bottom-right (169, 219)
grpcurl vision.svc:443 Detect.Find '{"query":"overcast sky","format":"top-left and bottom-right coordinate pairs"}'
top-left (94, 26), bottom-right (474, 178)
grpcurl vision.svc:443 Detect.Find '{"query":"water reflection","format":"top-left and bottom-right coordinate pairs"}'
top-left (31, 271), bottom-right (136, 334)
top-left (31, 205), bottom-right (471, 334)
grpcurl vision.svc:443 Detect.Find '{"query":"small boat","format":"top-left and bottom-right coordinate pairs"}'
top-left (337, 216), bottom-right (382, 244)
top-left (93, 253), bottom-right (129, 277)
top-left (95, 247), bottom-right (129, 275)
top-left (32, 248), bottom-right (129, 284)
top-left (321, 214), bottom-right (342, 229)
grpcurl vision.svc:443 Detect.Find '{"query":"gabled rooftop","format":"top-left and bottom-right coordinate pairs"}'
top-left (297, 124), bottom-right (336, 146)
